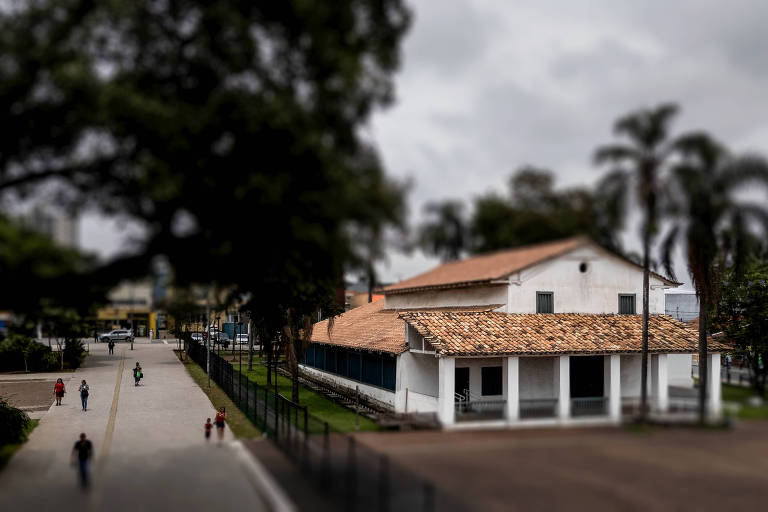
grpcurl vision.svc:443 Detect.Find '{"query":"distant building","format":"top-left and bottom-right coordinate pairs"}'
top-left (305, 237), bottom-right (727, 428)
top-left (665, 292), bottom-right (699, 322)
top-left (23, 205), bottom-right (78, 248)
top-left (96, 280), bottom-right (154, 337)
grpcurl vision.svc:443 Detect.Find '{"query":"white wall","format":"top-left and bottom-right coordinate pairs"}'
top-left (385, 285), bottom-right (507, 309)
top-left (508, 245), bottom-right (669, 314)
top-left (300, 364), bottom-right (395, 408)
top-left (620, 355), bottom-right (642, 397)
top-left (403, 390), bottom-right (439, 413)
top-left (399, 351), bottom-right (439, 397)
top-left (668, 354), bottom-right (694, 387)
top-left (455, 357), bottom-right (505, 398)
top-left (519, 357), bottom-right (556, 399)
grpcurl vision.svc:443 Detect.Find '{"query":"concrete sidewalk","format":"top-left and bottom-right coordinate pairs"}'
top-left (0, 343), bottom-right (274, 511)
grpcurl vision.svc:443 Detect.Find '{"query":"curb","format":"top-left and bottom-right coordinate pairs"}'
top-left (230, 440), bottom-right (297, 512)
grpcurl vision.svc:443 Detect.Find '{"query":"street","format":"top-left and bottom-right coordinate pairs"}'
top-left (0, 340), bottom-right (273, 512)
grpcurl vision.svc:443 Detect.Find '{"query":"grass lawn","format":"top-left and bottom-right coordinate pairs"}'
top-left (0, 419), bottom-right (39, 471)
top-left (722, 383), bottom-right (768, 420)
top-left (233, 357), bottom-right (379, 433)
top-left (176, 352), bottom-right (261, 438)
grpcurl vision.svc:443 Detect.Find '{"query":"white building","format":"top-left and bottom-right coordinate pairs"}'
top-left (305, 237), bottom-right (727, 428)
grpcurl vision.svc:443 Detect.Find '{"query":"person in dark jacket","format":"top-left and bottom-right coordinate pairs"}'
top-left (71, 433), bottom-right (93, 489)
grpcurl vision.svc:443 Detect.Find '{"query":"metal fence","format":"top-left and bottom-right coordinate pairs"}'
top-left (184, 338), bottom-right (448, 511)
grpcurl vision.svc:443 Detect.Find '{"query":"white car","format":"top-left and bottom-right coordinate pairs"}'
top-left (237, 333), bottom-right (249, 344)
top-left (99, 329), bottom-right (134, 343)
top-left (191, 333), bottom-right (203, 342)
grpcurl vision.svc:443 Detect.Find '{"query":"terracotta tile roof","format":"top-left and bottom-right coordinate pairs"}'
top-left (309, 301), bottom-right (503, 354)
top-left (383, 237), bottom-right (679, 294)
top-left (400, 311), bottom-right (731, 356)
top-left (384, 238), bottom-right (586, 294)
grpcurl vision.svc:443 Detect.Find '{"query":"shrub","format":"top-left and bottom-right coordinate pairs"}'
top-left (63, 338), bottom-right (86, 369)
top-left (0, 334), bottom-right (60, 372)
top-left (0, 399), bottom-right (30, 445)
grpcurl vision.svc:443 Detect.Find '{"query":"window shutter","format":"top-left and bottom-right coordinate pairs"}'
top-left (536, 292), bottom-right (554, 313)
top-left (619, 294), bottom-right (636, 314)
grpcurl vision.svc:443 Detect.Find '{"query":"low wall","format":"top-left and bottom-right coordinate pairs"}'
top-left (403, 390), bottom-right (439, 413)
top-left (300, 364), bottom-right (395, 410)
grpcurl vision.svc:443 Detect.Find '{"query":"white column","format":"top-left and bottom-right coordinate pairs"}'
top-left (651, 354), bottom-right (669, 412)
top-left (556, 356), bottom-right (570, 420)
top-left (708, 353), bottom-right (721, 418)
top-left (609, 355), bottom-right (621, 422)
top-left (505, 356), bottom-right (520, 421)
top-left (657, 354), bottom-right (669, 412)
top-left (437, 356), bottom-right (456, 426)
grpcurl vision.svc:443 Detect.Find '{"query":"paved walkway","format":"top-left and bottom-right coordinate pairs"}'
top-left (0, 341), bottom-right (272, 511)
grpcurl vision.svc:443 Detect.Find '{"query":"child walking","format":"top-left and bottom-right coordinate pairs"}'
top-left (133, 362), bottom-right (142, 386)
top-left (204, 418), bottom-right (213, 442)
top-left (215, 407), bottom-right (226, 444)
top-left (54, 378), bottom-right (66, 406)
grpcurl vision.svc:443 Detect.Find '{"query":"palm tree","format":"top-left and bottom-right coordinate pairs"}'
top-left (418, 200), bottom-right (468, 262)
top-left (594, 103), bottom-right (685, 420)
top-left (660, 134), bottom-right (768, 423)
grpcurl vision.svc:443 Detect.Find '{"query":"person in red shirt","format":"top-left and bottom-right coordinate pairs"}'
top-left (204, 418), bottom-right (213, 442)
top-left (54, 378), bottom-right (66, 406)
top-left (215, 407), bottom-right (226, 443)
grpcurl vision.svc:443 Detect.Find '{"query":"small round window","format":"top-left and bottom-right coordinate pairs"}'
top-left (579, 262), bottom-right (588, 273)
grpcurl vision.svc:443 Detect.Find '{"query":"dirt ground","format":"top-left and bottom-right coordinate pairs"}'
top-left (354, 421), bottom-right (768, 511)
top-left (0, 380), bottom-right (57, 411)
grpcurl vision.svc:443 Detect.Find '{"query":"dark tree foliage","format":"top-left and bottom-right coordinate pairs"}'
top-left (0, 399), bottom-right (30, 446)
top-left (0, 214), bottom-right (106, 318)
top-left (470, 167), bottom-right (623, 254)
top-left (714, 260), bottom-right (768, 397)
top-left (0, 1), bottom-right (411, 400)
top-left (660, 135), bottom-right (768, 412)
top-left (418, 200), bottom-right (468, 262)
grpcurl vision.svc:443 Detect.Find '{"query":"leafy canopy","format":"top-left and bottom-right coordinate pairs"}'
top-left (0, 1), bottom-right (411, 328)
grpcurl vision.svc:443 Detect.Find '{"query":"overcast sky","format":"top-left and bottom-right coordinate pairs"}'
top-left (80, 0), bottom-right (768, 288)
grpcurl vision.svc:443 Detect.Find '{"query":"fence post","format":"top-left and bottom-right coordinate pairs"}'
top-left (423, 482), bottom-right (435, 512)
top-left (245, 376), bottom-right (249, 417)
top-left (302, 406), bottom-right (309, 474)
top-left (378, 455), bottom-right (390, 512)
top-left (346, 436), bottom-right (357, 512)
top-left (274, 395), bottom-right (279, 443)
top-left (264, 387), bottom-right (268, 432)
top-left (321, 422), bottom-right (330, 491)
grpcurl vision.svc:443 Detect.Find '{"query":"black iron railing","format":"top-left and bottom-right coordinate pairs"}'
top-left (183, 337), bottom-right (447, 511)
top-left (519, 398), bottom-right (558, 419)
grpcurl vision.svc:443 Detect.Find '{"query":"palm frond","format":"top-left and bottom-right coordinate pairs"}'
top-left (659, 225), bottom-right (680, 282)
top-left (719, 155), bottom-right (768, 190)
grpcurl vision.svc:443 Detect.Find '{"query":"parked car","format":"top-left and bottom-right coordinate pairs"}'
top-left (237, 333), bottom-right (249, 344)
top-left (190, 332), bottom-right (203, 342)
top-left (99, 329), bottom-right (134, 343)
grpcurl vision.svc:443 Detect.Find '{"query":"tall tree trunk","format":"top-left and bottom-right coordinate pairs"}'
top-left (640, 230), bottom-right (650, 421)
top-left (698, 299), bottom-right (709, 424)
top-left (266, 336), bottom-right (273, 386)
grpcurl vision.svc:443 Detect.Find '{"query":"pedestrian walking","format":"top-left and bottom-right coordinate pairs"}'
top-left (79, 380), bottom-right (90, 411)
top-left (54, 378), bottom-right (66, 406)
top-left (108, 340), bottom-right (115, 355)
top-left (204, 418), bottom-right (213, 442)
top-left (133, 362), bottom-right (143, 386)
top-left (215, 407), bottom-right (226, 443)
top-left (71, 433), bottom-right (93, 489)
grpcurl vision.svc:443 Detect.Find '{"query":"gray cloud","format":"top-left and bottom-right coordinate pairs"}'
top-left (371, 0), bottom-right (768, 283)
